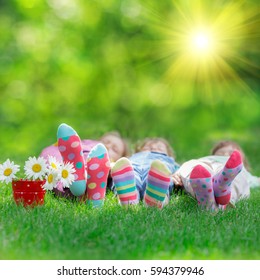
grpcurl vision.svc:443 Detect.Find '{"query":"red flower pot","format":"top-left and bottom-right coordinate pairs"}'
top-left (12, 179), bottom-right (46, 207)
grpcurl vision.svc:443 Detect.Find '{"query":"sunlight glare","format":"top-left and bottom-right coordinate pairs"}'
top-left (193, 33), bottom-right (210, 51)
top-left (146, 0), bottom-right (259, 100)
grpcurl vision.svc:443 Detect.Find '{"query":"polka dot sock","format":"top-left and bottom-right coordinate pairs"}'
top-left (86, 143), bottom-right (110, 207)
top-left (144, 160), bottom-right (171, 209)
top-left (57, 123), bottom-right (86, 196)
top-left (213, 150), bottom-right (243, 205)
top-left (111, 157), bottom-right (139, 206)
top-left (189, 165), bottom-right (216, 209)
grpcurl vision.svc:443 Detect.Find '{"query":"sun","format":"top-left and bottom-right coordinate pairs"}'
top-left (193, 33), bottom-right (210, 51)
top-left (187, 28), bottom-right (216, 58)
top-left (145, 1), bottom-right (259, 100)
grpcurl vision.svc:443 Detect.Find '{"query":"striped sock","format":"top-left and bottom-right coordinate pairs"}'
top-left (144, 160), bottom-right (171, 209)
top-left (189, 165), bottom-right (216, 210)
top-left (111, 157), bottom-right (138, 206)
top-left (213, 150), bottom-right (243, 205)
top-left (86, 144), bottom-right (110, 208)
top-left (57, 123), bottom-right (86, 196)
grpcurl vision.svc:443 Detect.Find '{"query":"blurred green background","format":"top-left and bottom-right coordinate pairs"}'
top-left (0, 0), bottom-right (259, 171)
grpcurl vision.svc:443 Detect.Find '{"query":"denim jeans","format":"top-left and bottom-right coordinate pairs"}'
top-left (129, 151), bottom-right (179, 200)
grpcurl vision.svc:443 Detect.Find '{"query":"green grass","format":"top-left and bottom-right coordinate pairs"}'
top-left (0, 185), bottom-right (259, 260)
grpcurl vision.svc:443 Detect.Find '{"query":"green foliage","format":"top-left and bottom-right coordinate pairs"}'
top-left (0, 0), bottom-right (259, 166)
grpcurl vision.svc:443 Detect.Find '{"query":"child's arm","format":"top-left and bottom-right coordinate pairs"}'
top-left (172, 172), bottom-right (183, 186)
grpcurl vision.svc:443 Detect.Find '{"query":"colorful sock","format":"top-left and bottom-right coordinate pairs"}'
top-left (213, 150), bottom-right (243, 205)
top-left (57, 123), bottom-right (86, 196)
top-left (144, 160), bottom-right (171, 209)
top-left (86, 143), bottom-right (110, 208)
top-left (189, 165), bottom-right (216, 209)
top-left (111, 157), bottom-right (138, 206)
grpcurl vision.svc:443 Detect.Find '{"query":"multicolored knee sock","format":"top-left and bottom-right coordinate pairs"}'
top-left (144, 160), bottom-right (171, 209)
top-left (57, 123), bottom-right (86, 196)
top-left (111, 157), bottom-right (139, 206)
top-left (189, 165), bottom-right (216, 209)
top-left (86, 143), bottom-right (110, 208)
top-left (213, 150), bottom-right (243, 205)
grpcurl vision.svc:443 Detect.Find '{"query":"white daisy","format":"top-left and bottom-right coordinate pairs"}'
top-left (47, 156), bottom-right (61, 171)
top-left (0, 159), bottom-right (20, 184)
top-left (24, 156), bottom-right (48, 180)
top-left (43, 169), bottom-right (59, 190)
top-left (59, 162), bottom-right (76, 188)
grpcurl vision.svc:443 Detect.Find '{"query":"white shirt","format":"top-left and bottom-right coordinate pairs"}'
top-left (177, 155), bottom-right (258, 204)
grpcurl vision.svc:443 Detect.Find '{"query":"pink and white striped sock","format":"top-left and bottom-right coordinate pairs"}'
top-left (144, 160), bottom-right (171, 209)
top-left (111, 158), bottom-right (139, 206)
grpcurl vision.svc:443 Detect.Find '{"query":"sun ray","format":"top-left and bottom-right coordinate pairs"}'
top-left (143, 0), bottom-right (260, 103)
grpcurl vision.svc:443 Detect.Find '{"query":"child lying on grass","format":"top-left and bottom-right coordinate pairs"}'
top-left (172, 140), bottom-right (260, 211)
top-left (40, 124), bottom-right (129, 200)
top-left (56, 125), bottom-right (179, 209)
top-left (40, 130), bottom-right (128, 164)
top-left (111, 137), bottom-right (179, 208)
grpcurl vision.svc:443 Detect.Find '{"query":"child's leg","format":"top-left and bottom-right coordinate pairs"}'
top-left (213, 150), bottom-right (243, 205)
top-left (86, 143), bottom-right (110, 207)
top-left (57, 123), bottom-right (86, 196)
top-left (189, 165), bottom-right (216, 209)
top-left (111, 157), bottom-right (139, 206)
top-left (144, 160), bottom-right (171, 209)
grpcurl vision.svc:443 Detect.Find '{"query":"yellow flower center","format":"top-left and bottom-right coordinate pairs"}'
top-left (51, 162), bottom-right (57, 169)
top-left (47, 174), bottom-right (54, 184)
top-left (32, 163), bottom-right (42, 173)
top-left (4, 168), bottom-right (12, 176)
top-left (62, 169), bottom-right (69, 179)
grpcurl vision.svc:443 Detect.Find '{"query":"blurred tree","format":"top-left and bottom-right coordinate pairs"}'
top-left (0, 0), bottom-right (259, 163)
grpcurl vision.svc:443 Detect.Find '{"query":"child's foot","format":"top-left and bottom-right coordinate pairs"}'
top-left (111, 157), bottom-right (139, 206)
top-left (57, 123), bottom-right (86, 196)
top-left (213, 150), bottom-right (243, 205)
top-left (189, 165), bottom-right (216, 209)
top-left (86, 144), bottom-right (110, 208)
top-left (144, 160), bottom-right (171, 209)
